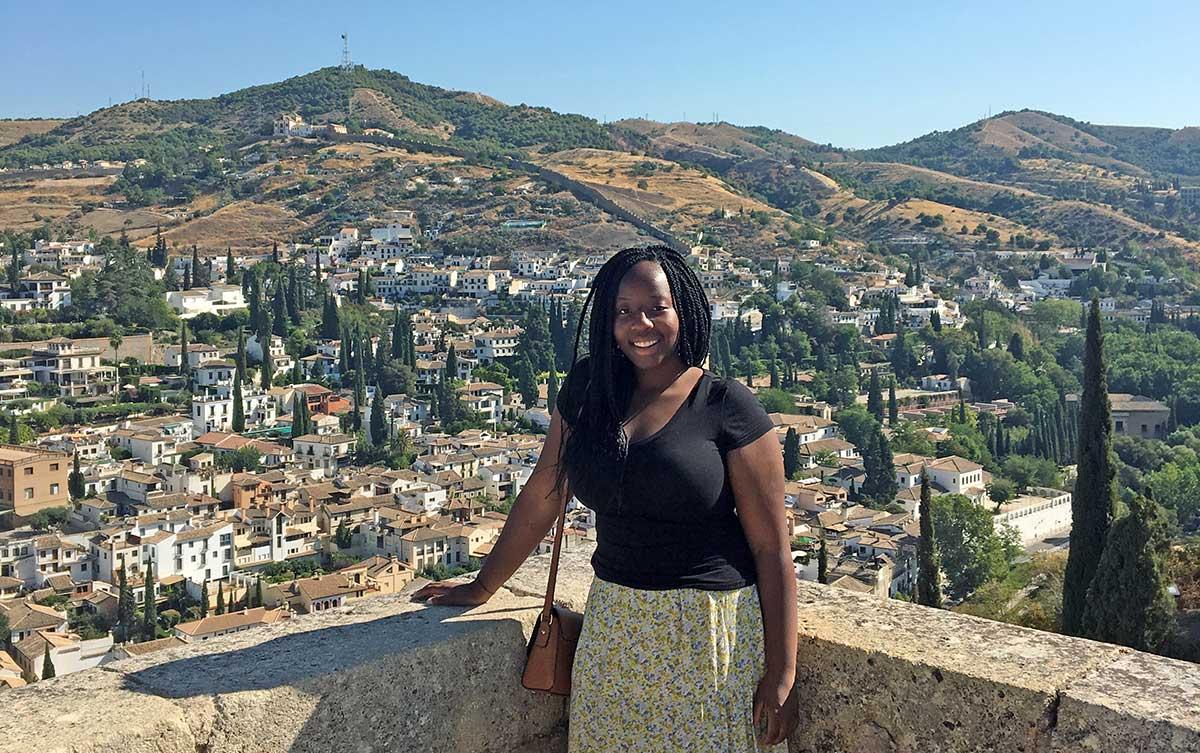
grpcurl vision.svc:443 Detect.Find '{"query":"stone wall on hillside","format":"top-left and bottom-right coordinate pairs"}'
top-left (3, 543), bottom-right (1198, 753)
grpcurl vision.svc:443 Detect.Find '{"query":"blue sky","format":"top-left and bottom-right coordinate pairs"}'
top-left (0, 1), bottom-right (1196, 148)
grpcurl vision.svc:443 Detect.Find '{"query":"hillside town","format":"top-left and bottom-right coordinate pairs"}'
top-left (5, 190), bottom-right (1176, 688)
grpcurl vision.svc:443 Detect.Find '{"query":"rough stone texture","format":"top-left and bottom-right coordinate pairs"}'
top-left (0, 669), bottom-right (197, 753)
top-left (1054, 651), bottom-right (1200, 752)
top-left (3, 545), bottom-right (1200, 753)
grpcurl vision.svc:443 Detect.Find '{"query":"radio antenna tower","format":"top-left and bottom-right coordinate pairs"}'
top-left (340, 33), bottom-right (352, 70)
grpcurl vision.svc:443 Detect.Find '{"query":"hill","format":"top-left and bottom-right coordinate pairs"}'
top-left (859, 109), bottom-right (1200, 179)
top-left (0, 67), bottom-right (613, 170)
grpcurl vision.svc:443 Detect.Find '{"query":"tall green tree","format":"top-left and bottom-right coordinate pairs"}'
top-left (1063, 298), bottom-right (1116, 636)
top-left (915, 473), bottom-right (943, 608)
top-left (178, 321), bottom-right (191, 378)
top-left (232, 369), bottom-right (245, 432)
top-left (41, 644), bottom-right (55, 680)
top-left (547, 368), bottom-right (560, 415)
top-left (783, 427), bottom-right (801, 480)
top-left (369, 390), bottom-right (387, 445)
top-left (68, 452), bottom-right (85, 499)
top-left (445, 345), bottom-right (459, 382)
top-left (515, 355), bottom-right (538, 411)
top-left (254, 579), bottom-right (263, 610)
top-left (1081, 494), bottom-right (1175, 653)
top-left (887, 378), bottom-right (899, 425)
top-left (353, 367), bottom-right (366, 432)
top-left (817, 533), bottom-right (828, 585)
top-left (7, 414), bottom-right (20, 445)
top-left (216, 582), bottom-right (226, 615)
top-left (391, 307), bottom-right (405, 360)
top-left (142, 563), bottom-right (158, 641)
top-left (321, 293), bottom-right (340, 340)
top-left (8, 244), bottom-right (21, 294)
top-left (0, 612), bottom-right (10, 650)
top-left (116, 566), bottom-right (135, 643)
top-left (259, 314), bottom-right (274, 390)
top-left (867, 370), bottom-right (884, 422)
top-left (292, 393), bottom-right (310, 437)
top-left (225, 246), bottom-right (235, 282)
top-left (200, 581), bottom-right (209, 618)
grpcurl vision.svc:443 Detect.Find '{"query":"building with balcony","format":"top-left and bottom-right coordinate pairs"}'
top-left (22, 338), bottom-right (116, 398)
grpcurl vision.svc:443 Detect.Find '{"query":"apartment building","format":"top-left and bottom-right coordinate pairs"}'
top-left (0, 444), bottom-right (70, 520)
top-left (23, 338), bottom-right (116, 398)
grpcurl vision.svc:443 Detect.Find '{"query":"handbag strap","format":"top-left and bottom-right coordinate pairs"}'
top-left (540, 488), bottom-right (570, 623)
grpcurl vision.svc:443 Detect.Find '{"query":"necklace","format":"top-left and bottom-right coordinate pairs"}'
top-left (622, 364), bottom-right (691, 427)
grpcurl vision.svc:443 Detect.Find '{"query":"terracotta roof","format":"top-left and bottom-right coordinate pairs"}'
top-left (175, 607), bottom-right (289, 637)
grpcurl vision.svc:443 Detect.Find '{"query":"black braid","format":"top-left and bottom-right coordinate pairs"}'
top-left (552, 245), bottom-right (711, 510)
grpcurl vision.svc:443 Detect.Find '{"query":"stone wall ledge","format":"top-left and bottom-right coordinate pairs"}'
top-left (2, 542), bottom-right (1198, 753)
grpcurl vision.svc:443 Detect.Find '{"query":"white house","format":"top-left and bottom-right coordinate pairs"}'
top-left (164, 285), bottom-right (247, 319)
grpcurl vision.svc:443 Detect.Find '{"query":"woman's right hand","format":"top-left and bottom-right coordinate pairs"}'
top-left (410, 579), bottom-right (495, 606)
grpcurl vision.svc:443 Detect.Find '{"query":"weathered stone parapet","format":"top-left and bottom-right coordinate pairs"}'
top-left (3, 543), bottom-right (1198, 753)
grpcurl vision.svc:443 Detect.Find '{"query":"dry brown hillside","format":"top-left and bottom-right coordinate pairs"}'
top-left (0, 119), bottom-right (65, 147)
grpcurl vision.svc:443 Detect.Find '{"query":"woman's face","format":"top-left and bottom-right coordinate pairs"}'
top-left (612, 261), bottom-right (682, 370)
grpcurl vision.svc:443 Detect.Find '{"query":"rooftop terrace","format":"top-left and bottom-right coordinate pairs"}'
top-left (3, 541), bottom-right (1198, 752)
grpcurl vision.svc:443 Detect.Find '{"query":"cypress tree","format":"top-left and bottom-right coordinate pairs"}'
top-left (259, 312), bottom-right (274, 390)
top-left (353, 368), bottom-right (366, 432)
top-left (915, 472), bottom-right (942, 608)
top-left (41, 644), bottom-right (55, 680)
top-left (445, 345), bottom-right (458, 382)
top-left (369, 390), bottom-right (387, 445)
top-left (783, 427), bottom-right (801, 480)
top-left (179, 321), bottom-right (191, 377)
top-left (1081, 494), bottom-right (1175, 653)
top-left (116, 566), bottom-right (134, 643)
top-left (1063, 297), bottom-right (1116, 636)
top-left (391, 308), bottom-right (404, 360)
top-left (7, 414), bottom-right (19, 445)
top-left (547, 367), bottom-right (560, 415)
top-left (225, 246), bottom-right (235, 281)
top-left (68, 452), bottom-right (85, 499)
top-left (254, 579), bottom-right (263, 610)
top-left (930, 310), bottom-right (942, 332)
top-left (867, 370), bottom-right (884, 422)
top-left (888, 378), bottom-right (898, 425)
top-left (216, 582), bottom-right (225, 615)
top-left (321, 294), bottom-right (340, 340)
top-left (142, 563), bottom-right (157, 641)
top-left (272, 279), bottom-right (288, 336)
top-left (287, 266), bottom-right (301, 324)
top-left (232, 368), bottom-right (245, 432)
top-left (977, 312), bottom-right (987, 351)
top-left (404, 318), bottom-right (416, 369)
top-left (292, 393), bottom-right (310, 437)
top-left (271, 241), bottom-right (279, 264)
top-left (200, 581), bottom-right (209, 618)
top-left (817, 533), bottom-right (828, 585)
top-left (235, 327), bottom-right (246, 381)
top-left (190, 246), bottom-right (200, 287)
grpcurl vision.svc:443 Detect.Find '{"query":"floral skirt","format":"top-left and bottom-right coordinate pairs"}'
top-left (567, 577), bottom-right (786, 753)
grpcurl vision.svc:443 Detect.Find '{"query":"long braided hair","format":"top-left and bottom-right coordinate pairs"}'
top-left (554, 246), bottom-right (711, 510)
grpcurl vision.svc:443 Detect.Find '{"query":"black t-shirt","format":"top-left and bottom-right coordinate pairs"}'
top-left (556, 359), bottom-right (776, 591)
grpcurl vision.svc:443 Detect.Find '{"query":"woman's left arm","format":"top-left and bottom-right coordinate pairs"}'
top-left (728, 429), bottom-right (799, 744)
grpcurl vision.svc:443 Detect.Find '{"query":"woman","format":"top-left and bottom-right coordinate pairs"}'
top-left (414, 246), bottom-right (798, 750)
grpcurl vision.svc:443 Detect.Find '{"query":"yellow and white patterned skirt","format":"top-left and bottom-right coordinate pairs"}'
top-left (567, 577), bottom-right (787, 752)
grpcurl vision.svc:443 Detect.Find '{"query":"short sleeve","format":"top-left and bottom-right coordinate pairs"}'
top-left (555, 357), bottom-right (591, 427)
top-left (718, 378), bottom-right (776, 452)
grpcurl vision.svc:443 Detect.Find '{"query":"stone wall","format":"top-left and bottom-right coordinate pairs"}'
top-left (3, 544), bottom-right (1198, 753)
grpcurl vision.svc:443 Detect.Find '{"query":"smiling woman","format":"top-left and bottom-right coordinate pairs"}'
top-left (416, 245), bottom-right (797, 751)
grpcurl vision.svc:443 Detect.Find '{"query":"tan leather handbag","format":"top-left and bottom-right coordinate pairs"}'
top-left (521, 493), bottom-right (584, 695)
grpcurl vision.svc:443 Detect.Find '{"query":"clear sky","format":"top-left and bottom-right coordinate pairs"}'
top-left (1, 0), bottom-right (1196, 149)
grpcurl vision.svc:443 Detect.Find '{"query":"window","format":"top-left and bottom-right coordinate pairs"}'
top-left (49, 463), bottom-right (59, 472)
top-left (23, 467), bottom-right (32, 475)
top-left (24, 488), bottom-right (33, 500)
top-left (50, 483), bottom-right (60, 495)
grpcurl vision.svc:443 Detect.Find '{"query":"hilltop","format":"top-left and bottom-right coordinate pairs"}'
top-left (2, 68), bottom-right (1199, 258)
